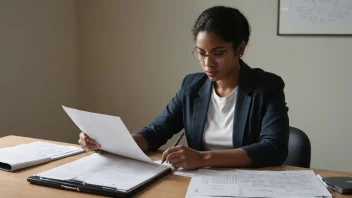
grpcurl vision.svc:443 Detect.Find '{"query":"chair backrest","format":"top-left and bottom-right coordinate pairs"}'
top-left (283, 127), bottom-right (311, 168)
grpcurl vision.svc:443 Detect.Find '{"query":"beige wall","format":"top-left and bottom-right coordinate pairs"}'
top-left (0, 0), bottom-right (80, 143)
top-left (78, 0), bottom-right (352, 172)
top-left (78, 0), bottom-right (197, 148)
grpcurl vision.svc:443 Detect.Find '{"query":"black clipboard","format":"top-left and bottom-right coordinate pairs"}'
top-left (27, 168), bottom-right (171, 198)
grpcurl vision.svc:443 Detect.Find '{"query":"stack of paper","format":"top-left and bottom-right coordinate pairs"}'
top-left (186, 169), bottom-right (332, 198)
top-left (0, 141), bottom-right (83, 172)
top-left (37, 152), bottom-right (171, 192)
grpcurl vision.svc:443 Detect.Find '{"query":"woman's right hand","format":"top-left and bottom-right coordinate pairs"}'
top-left (78, 132), bottom-right (101, 151)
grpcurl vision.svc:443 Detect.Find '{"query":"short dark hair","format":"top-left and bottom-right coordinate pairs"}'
top-left (192, 6), bottom-right (251, 48)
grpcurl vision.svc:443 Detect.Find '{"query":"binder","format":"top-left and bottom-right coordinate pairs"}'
top-left (25, 106), bottom-right (173, 197)
top-left (27, 168), bottom-right (171, 197)
top-left (27, 152), bottom-right (172, 197)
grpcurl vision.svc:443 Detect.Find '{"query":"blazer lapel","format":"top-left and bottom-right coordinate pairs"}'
top-left (233, 60), bottom-right (253, 148)
top-left (192, 79), bottom-right (212, 151)
top-left (232, 89), bottom-right (251, 148)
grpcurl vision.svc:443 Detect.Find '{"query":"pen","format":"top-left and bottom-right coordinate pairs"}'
top-left (317, 174), bottom-right (328, 188)
top-left (161, 132), bottom-right (185, 164)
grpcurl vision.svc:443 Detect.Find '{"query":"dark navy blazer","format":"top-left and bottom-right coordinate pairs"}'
top-left (135, 60), bottom-right (289, 167)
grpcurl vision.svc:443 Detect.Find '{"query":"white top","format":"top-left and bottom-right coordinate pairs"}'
top-left (202, 85), bottom-right (238, 151)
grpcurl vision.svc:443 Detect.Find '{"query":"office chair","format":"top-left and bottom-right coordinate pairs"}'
top-left (283, 126), bottom-right (311, 168)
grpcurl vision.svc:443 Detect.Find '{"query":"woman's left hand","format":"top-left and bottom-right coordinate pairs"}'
top-left (161, 145), bottom-right (204, 169)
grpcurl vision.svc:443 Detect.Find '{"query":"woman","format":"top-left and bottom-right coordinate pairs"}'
top-left (78, 6), bottom-right (289, 169)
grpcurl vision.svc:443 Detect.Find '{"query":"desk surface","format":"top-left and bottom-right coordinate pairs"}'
top-left (0, 135), bottom-right (351, 198)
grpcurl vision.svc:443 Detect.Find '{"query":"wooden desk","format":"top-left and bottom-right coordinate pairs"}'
top-left (0, 135), bottom-right (351, 198)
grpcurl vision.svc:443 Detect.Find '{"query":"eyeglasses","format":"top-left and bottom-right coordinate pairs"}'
top-left (192, 47), bottom-right (229, 63)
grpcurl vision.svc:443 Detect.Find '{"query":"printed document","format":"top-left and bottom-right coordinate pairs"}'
top-left (186, 169), bottom-right (332, 197)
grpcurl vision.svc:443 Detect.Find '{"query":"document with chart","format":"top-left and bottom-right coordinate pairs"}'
top-left (186, 169), bottom-right (332, 197)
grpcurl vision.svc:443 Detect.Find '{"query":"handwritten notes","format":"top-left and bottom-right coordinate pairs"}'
top-left (290, 0), bottom-right (352, 25)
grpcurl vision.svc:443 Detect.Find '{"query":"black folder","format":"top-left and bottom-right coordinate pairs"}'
top-left (322, 177), bottom-right (352, 194)
top-left (28, 168), bottom-right (171, 198)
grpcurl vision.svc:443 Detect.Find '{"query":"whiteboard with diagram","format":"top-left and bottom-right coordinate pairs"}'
top-left (278, 0), bottom-right (352, 35)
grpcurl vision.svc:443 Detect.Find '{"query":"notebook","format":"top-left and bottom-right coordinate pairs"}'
top-left (323, 177), bottom-right (352, 194)
top-left (0, 141), bottom-right (84, 172)
top-left (28, 106), bottom-right (172, 197)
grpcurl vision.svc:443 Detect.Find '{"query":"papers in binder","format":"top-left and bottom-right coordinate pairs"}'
top-left (36, 152), bottom-right (170, 192)
top-left (30, 107), bottom-right (171, 194)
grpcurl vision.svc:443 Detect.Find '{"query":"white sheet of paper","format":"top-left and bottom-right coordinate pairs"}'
top-left (62, 106), bottom-right (155, 164)
top-left (186, 169), bottom-right (332, 197)
top-left (37, 153), bottom-right (170, 191)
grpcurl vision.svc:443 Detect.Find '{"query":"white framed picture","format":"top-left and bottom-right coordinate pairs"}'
top-left (277, 0), bottom-right (352, 35)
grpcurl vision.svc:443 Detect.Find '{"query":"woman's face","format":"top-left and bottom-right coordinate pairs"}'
top-left (195, 31), bottom-right (241, 81)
